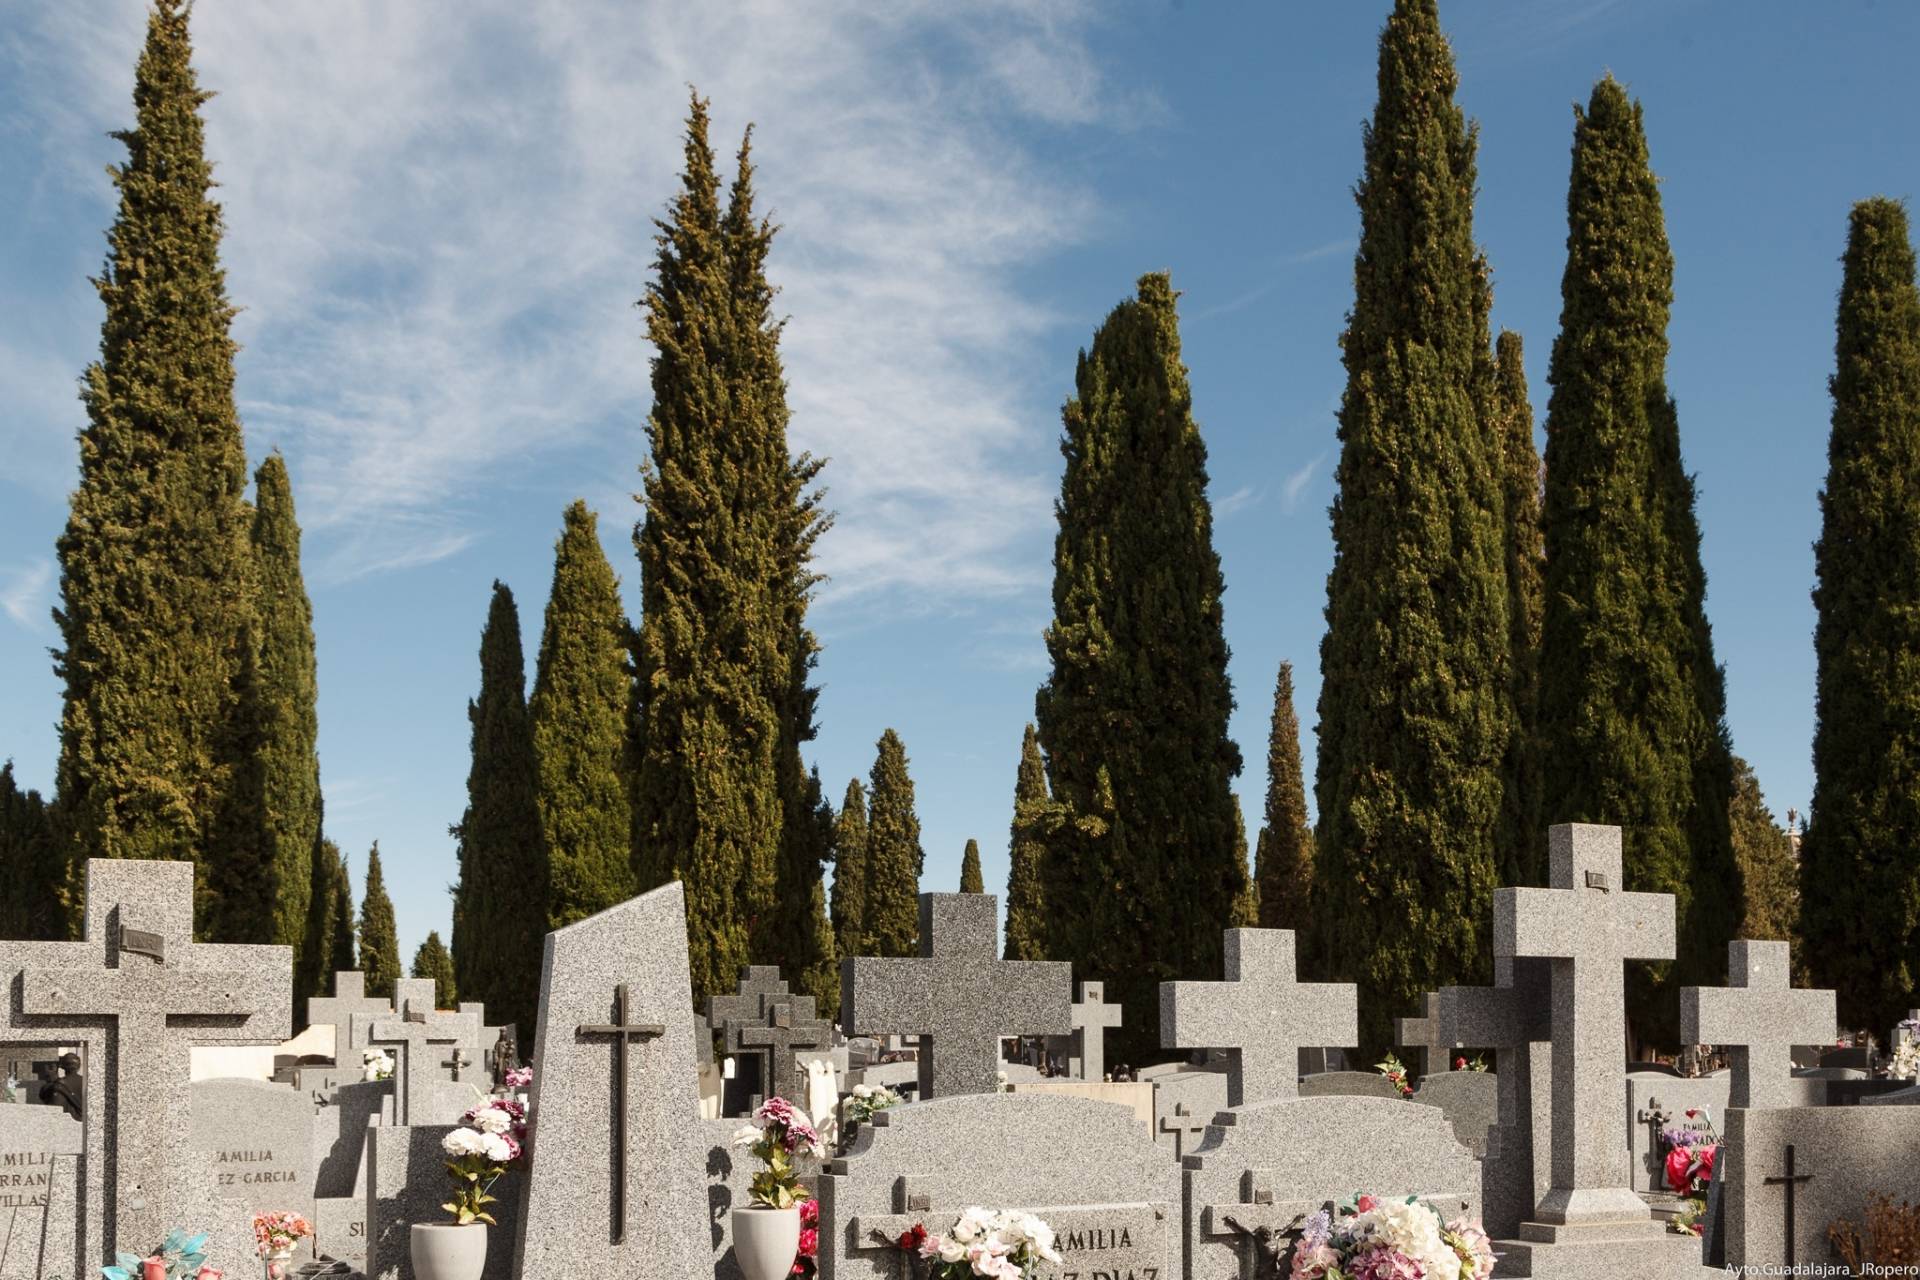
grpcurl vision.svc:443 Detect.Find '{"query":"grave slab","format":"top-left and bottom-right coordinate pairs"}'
top-left (186, 1077), bottom-right (320, 1268)
top-left (1298, 1069), bottom-right (1402, 1099)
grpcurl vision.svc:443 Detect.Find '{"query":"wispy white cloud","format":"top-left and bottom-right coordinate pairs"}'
top-left (0, 560), bottom-right (53, 632)
top-left (1186, 238), bottom-right (1354, 324)
top-left (2, 0), bottom-right (1129, 600)
top-left (1215, 483), bottom-right (1262, 519)
top-left (1281, 451), bottom-right (1326, 514)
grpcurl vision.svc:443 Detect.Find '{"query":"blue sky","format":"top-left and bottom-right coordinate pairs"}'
top-left (2, 1), bottom-right (1916, 963)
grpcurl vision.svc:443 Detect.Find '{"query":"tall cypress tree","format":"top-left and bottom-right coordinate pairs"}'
top-left (250, 454), bottom-right (319, 970)
top-left (1494, 332), bottom-right (1545, 887)
top-left (451, 582), bottom-right (547, 1038)
top-left (862, 730), bottom-right (924, 957)
top-left (411, 931), bottom-right (457, 1008)
top-left (1729, 757), bottom-right (1797, 945)
top-left (1311, 0), bottom-right (1512, 1053)
top-left (534, 502), bottom-right (635, 930)
top-left (633, 95), bottom-right (825, 1006)
top-left (959, 840), bottom-right (985, 894)
top-left (1036, 271), bottom-right (1245, 1062)
top-left (297, 831), bottom-right (341, 1000)
top-left (1803, 197), bottom-right (1920, 1031)
top-left (1538, 77), bottom-right (1737, 1045)
top-left (796, 767), bottom-right (840, 1021)
top-left (358, 842), bottom-right (399, 1000)
top-left (51, 0), bottom-right (257, 934)
top-left (326, 840), bottom-right (356, 981)
top-left (0, 763), bottom-right (64, 941)
top-left (1254, 660), bottom-right (1314, 930)
top-left (1002, 725), bottom-right (1049, 962)
top-left (830, 777), bottom-right (869, 959)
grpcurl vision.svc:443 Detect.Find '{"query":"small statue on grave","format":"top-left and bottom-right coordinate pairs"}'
top-left (1220, 1209), bottom-right (1309, 1279)
top-left (40, 1052), bottom-right (84, 1121)
top-left (491, 1027), bottom-right (520, 1093)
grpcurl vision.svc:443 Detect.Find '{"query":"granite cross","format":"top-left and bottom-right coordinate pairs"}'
top-left (843, 893), bottom-right (1071, 1098)
top-left (305, 970), bottom-right (392, 1058)
top-left (1069, 981), bottom-right (1124, 1082)
top-left (736, 999), bottom-right (829, 1104)
top-left (8, 859), bottom-right (290, 1256)
top-left (576, 982), bottom-right (666, 1244)
top-left (442, 1047), bottom-right (474, 1084)
top-left (1495, 823), bottom-right (1674, 1225)
top-left (1396, 992), bottom-right (1458, 1077)
top-left (1159, 1099), bottom-right (1212, 1161)
top-left (708, 965), bottom-right (794, 1033)
top-left (1680, 940), bottom-right (1835, 1109)
top-left (369, 999), bottom-right (465, 1126)
top-left (1160, 928), bottom-right (1357, 1106)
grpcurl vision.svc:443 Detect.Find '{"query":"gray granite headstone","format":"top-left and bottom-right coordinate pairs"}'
top-left (306, 970), bottom-right (392, 1055)
top-left (1625, 1073), bottom-right (1729, 1198)
top-left (1720, 1102), bottom-right (1920, 1268)
top-left (512, 881), bottom-right (707, 1279)
top-left (368, 999), bottom-right (474, 1128)
top-left (1068, 980), bottom-right (1123, 1081)
top-left (1183, 1095), bottom-right (1482, 1280)
top-left (187, 1077), bottom-right (319, 1267)
top-left (1437, 957), bottom-right (1554, 1238)
top-left (1298, 1070), bottom-right (1403, 1099)
top-left (366, 1122), bottom-right (524, 1280)
top-left (1679, 939), bottom-right (1835, 1110)
top-left (1397, 991), bottom-right (1459, 1077)
top-left (842, 893), bottom-right (1071, 1099)
top-left (1859, 1083), bottom-right (1920, 1105)
top-left (1160, 927), bottom-right (1357, 1106)
top-left (735, 999), bottom-right (830, 1106)
top-left (701, 1116), bottom-right (824, 1280)
top-left (816, 1093), bottom-right (1177, 1280)
top-left (0, 1101), bottom-right (83, 1280)
top-left (1411, 1069), bottom-right (1500, 1156)
top-left (0, 858), bottom-right (292, 1262)
top-left (1150, 1068), bottom-right (1229, 1162)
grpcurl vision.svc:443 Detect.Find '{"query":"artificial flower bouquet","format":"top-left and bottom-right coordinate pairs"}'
top-left (1660, 1108), bottom-right (1720, 1235)
top-left (1890, 1038), bottom-right (1919, 1082)
top-left (101, 1228), bottom-right (216, 1280)
top-left (504, 1065), bottom-right (534, 1090)
top-left (439, 1097), bottom-right (528, 1225)
top-left (733, 1097), bottom-right (826, 1210)
top-left (792, 1197), bottom-right (820, 1276)
top-left (362, 1048), bottom-right (394, 1082)
top-left (1375, 1054), bottom-right (1415, 1099)
top-left (893, 1207), bottom-right (1062, 1279)
top-left (1286, 1195), bottom-right (1494, 1280)
top-left (251, 1211), bottom-right (313, 1258)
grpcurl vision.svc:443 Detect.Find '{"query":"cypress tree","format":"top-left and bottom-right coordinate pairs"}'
top-left (1311, 0), bottom-right (1512, 1053)
top-left (830, 778), bottom-right (869, 958)
top-left (1729, 757), bottom-right (1797, 945)
top-left (534, 502), bottom-right (636, 930)
top-left (1494, 332), bottom-right (1545, 887)
top-left (250, 454), bottom-right (319, 970)
top-left (411, 931), bottom-right (457, 1008)
top-left (1003, 725), bottom-right (1049, 963)
top-left (959, 840), bottom-right (985, 894)
top-left (297, 832), bottom-right (341, 1000)
top-left (451, 582), bottom-right (547, 1038)
top-left (1538, 77), bottom-right (1737, 1045)
top-left (633, 94), bottom-right (825, 1006)
top-left (862, 730), bottom-right (924, 957)
top-left (1230, 805), bottom-right (1258, 928)
top-left (358, 842), bottom-right (399, 1000)
top-left (1254, 660), bottom-right (1314, 930)
top-left (0, 763), bottom-right (64, 940)
top-left (51, 0), bottom-right (257, 934)
top-left (326, 840), bottom-right (356, 980)
top-left (1803, 197), bottom-right (1920, 1031)
top-left (1035, 270), bottom-right (1246, 1063)
top-left (796, 767), bottom-right (840, 1022)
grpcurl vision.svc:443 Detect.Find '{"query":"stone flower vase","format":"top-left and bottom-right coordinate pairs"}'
top-left (410, 1222), bottom-right (488, 1280)
top-left (260, 1248), bottom-right (295, 1280)
top-left (731, 1204), bottom-right (801, 1280)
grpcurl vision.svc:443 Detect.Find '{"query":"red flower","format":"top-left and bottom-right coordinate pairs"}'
top-left (898, 1224), bottom-right (928, 1252)
top-left (1664, 1147), bottom-right (1695, 1194)
top-left (1357, 1195), bottom-right (1380, 1212)
top-left (1697, 1144), bottom-right (1718, 1185)
top-left (800, 1199), bottom-right (819, 1228)
top-left (1453, 1057), bottom-right (1467, 1071)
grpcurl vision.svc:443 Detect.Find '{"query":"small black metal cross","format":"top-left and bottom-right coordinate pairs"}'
top-left (576, 983), bottom-right (665, 1245)
top-left (1763, 1143), bottom-right (1813, 1261)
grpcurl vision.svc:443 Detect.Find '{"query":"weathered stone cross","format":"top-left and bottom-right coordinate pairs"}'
top-left (844, 893), bottom-right (1071, 1098)
top-left (1069, 980), bottom-right (1123, 1082)
top-left (575, 982), bottom-right (666, 1244)
top-left (708, 965), bottom-right (794, 1033)
top-left (736, 999), bottom-right (829, 1104)
top-left (1396, 992), bottom-right (1458, 1077)
top-left (1680, 939), bottom-right (1834, 1109)
top-left (1160, 928), bottom-right (1356, 1106)
top-left (369, 997), bottom-right (465, 1126)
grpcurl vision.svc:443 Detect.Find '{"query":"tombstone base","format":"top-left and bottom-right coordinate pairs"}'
top-left (1494, 1220), bottom-right (1714, 1280)
top-left (1531, 1186), bottom-right (1658, 1225)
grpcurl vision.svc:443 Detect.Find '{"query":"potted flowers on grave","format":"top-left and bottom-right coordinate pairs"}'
top-left (891, 1207), bottom-right (1063, 1278)
top-left (1890, 1031), bottom-right (1919, 1082)
top-left (1375, 1053), bottom-right (1416, 1098)
top-left (503, 1064), bottom-right (533, 1104)
top-left (363, 1047), bottom-right (394, 1082)
top-left (252, 1212), bottom-right (313, 1280)
top-left (1661, 1108), bottom-right (1720, 1235)
top-left (1283, 1195), bottom-right (1494, 1280)
top-left (101, 1228), bottom-right (218, 1280)
top-left (839, 1083), bottom-right (903, 1149)
top-left (793, 1198), bottom-right (820, 1277)
top-left (731, 1097), bottom-right (826, 1280)
top-left (412, 1097), bottom-right (527, 1280)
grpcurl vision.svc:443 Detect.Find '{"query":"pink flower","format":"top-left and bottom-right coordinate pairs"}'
top-left (800, 1199), bottom-right (819, 1228)
top-left (1356, 1195), bottom-right (1380, 1212)
top-left (1349, 1244), bottom-right (1426, 1280)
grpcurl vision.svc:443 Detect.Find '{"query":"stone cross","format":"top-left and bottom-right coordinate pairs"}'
top-left (305, 970), bottom-right (392, 1057)
top-left (843, 893), bottom-right (1072, 1098)
top-left (574, 982), bottom-right (666, 1244)
top-left (736, 999), bottom-right (829, 1104)
top-left (4, 860), bottom-right (290, 1258)
top-left (1160, 928), bottom-right (1357, 1106)
top-left (709, 965), bottom-right (794, 1033)
top-left (1679, 939), bottom-right (1834, 1109)
top-left (1435, 956), bottom-right (1554, 1237)
top-left (1159, 1099), bottom-right (1211, 1161)
top-left (369, 999), bottom-right (465, 1126)
top-left (1069, 981), bottom-right (1124, 1081)
top-left (1495, 823), bottom-right (1674, 1226)
top-left (442, 1047), bottom-right (474, 1084)
top-left (1397, 992), bottom-right (1457, 1077)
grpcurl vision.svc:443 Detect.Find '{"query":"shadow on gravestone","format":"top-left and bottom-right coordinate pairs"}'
top-left (1719, 1104), bottom-right (1920, 1269)
top-left (366, 1122), bottom-right (525, 1280)
top-left (1151, 1068), bottom-right (1229, 1163)
top-left (704, 1116), bottom-right (825, 1280)
top-left (1410, 1070), bottom-right (1500, 1157)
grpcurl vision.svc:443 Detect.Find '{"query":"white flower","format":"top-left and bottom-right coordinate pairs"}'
top-left (952, 1206), bottom-right (995, 1244)
top-left (731, 1124), bottom-right (762, 1148)
top-left (852, 1084), bottom-right (872, 1098)
top-left (478, 1132), bottom-right (512, 1163)
top-left (470, 1106), bottom-right (512, 1135)
top-left (937, 1236), bottom-right (969, 1264)
top-left (441, 1128), bottom-right (484, 1159)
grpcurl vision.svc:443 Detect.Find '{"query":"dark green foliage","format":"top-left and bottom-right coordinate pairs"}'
top-left (959, 840), bottom-right (984, 894)
top-left (862, 730), bottom-right (924, 957)
top-left (1729, 758), bottom-right (1798, 945)
top-left (1254, 661), bottom-right (1314, 930)
top-left (1002, 725), bottom-right (1049, 962)
top-left (535, 502), bottom-right (636, 930)
top-left (1035, 272), bottom-right (1245, 1063)
top-left (631, 94), bottom-right (827, 1007)
top-left (1311, 0), bottom-right (1513, 1054)
top-left (797, 768), bottom-right (840, 1022)
top-left (297, 833), bottom-right (344, 1000)
top-left (51, 0), bottom-right (257, 937)
top-left (0, 763), bottom-right (65, 941)
top-left (250, 454), bottom-right (319, 971)
top-left (326, 841), bottom-right (356, 980)
top-left (1230, 805), bottom-right (1258, 928)
top-left (1494, 333), bottom-right (1545, 887)
top-left (1538, 77), bottom-right (1737, 1046)
top-left (1803, 197), bottom-right (1920, 1031)
top-left (358, 842), bottom-right (399, 1000)
top-left (411, 931), bottom-right (457, 1009)
top-left (830, 778), bottom-right (869, 958)
top-left (452, 582), bottom-right (548, 1039)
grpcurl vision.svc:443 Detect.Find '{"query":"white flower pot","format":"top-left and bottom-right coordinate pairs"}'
top-left (731, 1205), bottom-right (801, 1280)
top-left (410, 1222), bottom-right (488, 1280)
